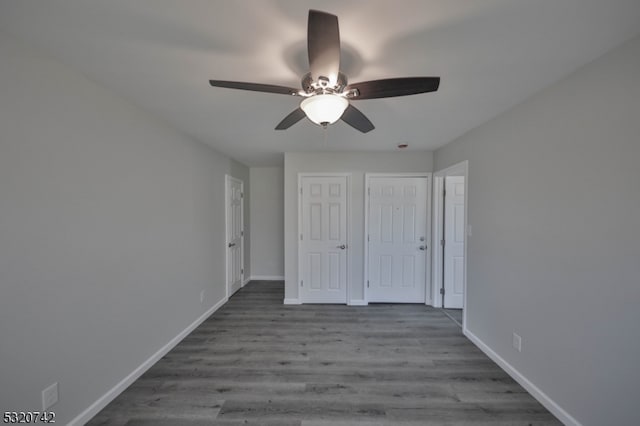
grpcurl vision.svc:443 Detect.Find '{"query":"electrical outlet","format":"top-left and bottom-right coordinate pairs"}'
top-left (200, 290), bottom-right (205, 304)
top-left (513, 333), bottom-right (522, 352)
top-left (42, 382), bottom-right (58, 410)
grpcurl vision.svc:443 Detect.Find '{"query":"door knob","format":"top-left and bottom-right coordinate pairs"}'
top-left (228, 242), bottom-right (236, 248)
top-left (419, 245), bottom-right (426, 251)
top-left (337, 244), bottom-right (346, 249)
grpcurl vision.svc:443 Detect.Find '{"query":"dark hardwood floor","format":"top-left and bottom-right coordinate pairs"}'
top-left (88, 281), bottom-right (561, 425)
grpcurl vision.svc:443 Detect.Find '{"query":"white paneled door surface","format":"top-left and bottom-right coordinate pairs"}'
top-left (443, 176), bottom-right (465, 308)
top-left (299, 175), bottom-right (348, 303)
top-left (226, 176), bottom-right (244, 297)
top-left (368, 177), bottom-right (428, 303)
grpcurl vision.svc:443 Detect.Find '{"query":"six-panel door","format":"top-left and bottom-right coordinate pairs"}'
top-left (300, 176), bottom-right (348, 303)
top-left (368, 177), bottom-right (428, 303)
top-left (227, 177), bottom-right (243, 297)
top-left (444, 176), bottom-right (465, 308)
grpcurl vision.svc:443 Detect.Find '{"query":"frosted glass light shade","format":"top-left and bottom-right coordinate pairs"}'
top-left (300, 94), bottom-right (348, 126)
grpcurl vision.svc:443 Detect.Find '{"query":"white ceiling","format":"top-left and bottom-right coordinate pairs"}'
top-left (2, 1), bottom-right (639, 166)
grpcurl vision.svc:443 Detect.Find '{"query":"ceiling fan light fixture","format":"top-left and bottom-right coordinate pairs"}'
top-left (300, 94), bottom-right (348, 126)
top-left (208, 10), bottom-right (440, 133)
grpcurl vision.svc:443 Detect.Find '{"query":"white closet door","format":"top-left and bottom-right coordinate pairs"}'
top-left (444, 176), bottom-right (465, 308)
top-left (300, 176), bottom-right (348, 303)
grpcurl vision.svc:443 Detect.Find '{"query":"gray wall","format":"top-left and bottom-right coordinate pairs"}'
top-left (250, 167), bottom-right (284, 278)
top-left (434, 35), bottom-right (640, 425)
top-left (284, 151), bottom-right (433, 302)
top-left (0, 34), bottom-right (249, 423)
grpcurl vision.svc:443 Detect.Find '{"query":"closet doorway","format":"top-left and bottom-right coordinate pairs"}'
top-left (433, 162), bottom-right (468, 327)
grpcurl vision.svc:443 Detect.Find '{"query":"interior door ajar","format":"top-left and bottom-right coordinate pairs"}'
top-left (367, 177), bottom-right (428, 303)
top-left (226, 176), bottom-right (244, 297)
top-left (443, 176), bottom-right (465, 308)
top-left (299, 175), bottom-right (348, 303)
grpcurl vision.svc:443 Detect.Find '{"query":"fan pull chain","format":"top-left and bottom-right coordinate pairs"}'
top-left (323, 125), bottom-right (328, 147)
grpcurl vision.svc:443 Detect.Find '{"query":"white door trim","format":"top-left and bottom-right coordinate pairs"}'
top-left (364, 173), bottom-right (432, 305)
top-left (432, 161), bottom-right (468, 327)
top-left (297, 173), bottom-right (352, 304)
top-left (225, 175), bottom-right (244, 300)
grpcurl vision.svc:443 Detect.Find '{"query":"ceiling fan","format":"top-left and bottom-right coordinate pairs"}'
top-left (209, 10), bottom-right (440, 133)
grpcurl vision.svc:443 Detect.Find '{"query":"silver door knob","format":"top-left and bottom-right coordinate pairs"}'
top-left (337, 244), bottom-right (346, 249)
top-left (419, 245), bottom-right (426, 251)
top-left (228, 242), bottom-right (236, 248)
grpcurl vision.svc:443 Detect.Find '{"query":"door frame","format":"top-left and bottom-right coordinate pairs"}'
top-left (297, 173), bottom-right (352, 304)
top-left (432, 161), bottom-right (468, 323)
top-left (225, 175), bottom-right (245, 300)
top-left (364, 173), bottom-right (432, 305)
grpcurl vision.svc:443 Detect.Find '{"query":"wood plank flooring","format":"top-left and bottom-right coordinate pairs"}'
top-left (88, 281), bottom-right (561, 425)
top-left (443, 309), bottom-right (463, 328)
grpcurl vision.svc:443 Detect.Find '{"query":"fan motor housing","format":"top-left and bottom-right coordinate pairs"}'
top-left (301, 72), bottom-right (348, 95)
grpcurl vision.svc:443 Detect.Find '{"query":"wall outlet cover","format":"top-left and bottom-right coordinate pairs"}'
top-left (42, 382), bottom-right (58, 410)
top-left (513, 333), bottom-right (522, 352)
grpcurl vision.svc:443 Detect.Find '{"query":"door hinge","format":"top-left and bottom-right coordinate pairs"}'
top-left (300, 234), bottom-right (303, 241)
top-left (367, 234), bottom-right (370, 242)
top-left (441, 239), bottom-right (445, 246)
top-left (300, 280), bottom-right (303, 287)
top-left (241, 231), bottom-right (244, 237)
top-left (443, 188), bottom-right (446, 197)
top-left (440, 288), bottom-right (445, 295)
top-left (241, 268), bottom-right (244, 275)
top-left (241, 192), bottom-right (244, 198)
top-left (367, 280), bottom-right (370, 288)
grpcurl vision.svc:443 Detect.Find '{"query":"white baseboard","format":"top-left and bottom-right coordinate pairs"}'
top-left (242, 277), bottom-right (251, 286)
top-left (69, 295), bottom-right (229, 426)
top-left (348, 299), bottom-right (368, 306)
top-left (283, 298), bottom-right (301, 305)
top-left (250, 275), bottom-right (285, 281)
top-left (464, 328), bottom-right (581, 426)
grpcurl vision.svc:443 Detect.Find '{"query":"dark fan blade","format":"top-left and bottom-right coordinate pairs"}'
top-left (340, 104), bottom-right (374, 133)
top-left (275, 108), bottom-right (306, 130)
top-left (346, 77), bottom-right (440, 100)
top-left (308, 10), bottom-right (341, 84)
top-left (209, 80), bottom-right (301, 96)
